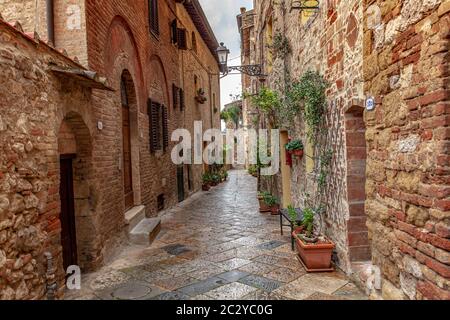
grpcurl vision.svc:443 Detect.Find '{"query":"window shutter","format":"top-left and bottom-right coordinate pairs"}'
top-left (177, 28), bottom-right (187, 50)
top-left (179, 89), bottom-right (185, 111)
top-left (162, 105), bottom-right (169, 151)
top-left (149, 0), bottom-right (159, 35)
top-left (172, 84), bottom-right (178, 109)
top-left (148, 99), bottom-right (159, 153)
top-left (171, 19), bottom-right (178, 44)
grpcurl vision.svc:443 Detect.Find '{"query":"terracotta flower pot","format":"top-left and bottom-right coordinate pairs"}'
top-left (259, 199), bottom-right (271, 213)
top-left (202, 184), bottom-right (210, 191)
top-left (270, 205), bottom-right (280, 215)
top-left (293, 150), bottom-right (304, 157)
top-left (293, 231), bottom-right (335, 272)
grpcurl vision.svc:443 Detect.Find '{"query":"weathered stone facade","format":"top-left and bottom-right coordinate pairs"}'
top-left (363, 0), bottom-right (450, 300)
top-left (248, 0), bottom-right (367, 274)
top-left (242, 0), bottom-right (449, 299)
top-left (0, 0), bottom-right (221, 299)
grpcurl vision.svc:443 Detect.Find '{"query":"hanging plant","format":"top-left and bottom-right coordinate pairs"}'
top-left (251, 87), bottom-right (282, 128)
top-left (287, 71), bottom-right (328, 142)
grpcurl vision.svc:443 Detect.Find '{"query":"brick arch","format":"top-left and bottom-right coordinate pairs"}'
top-left (103, 15), bottom-right (145, 111)
top-left (57, 112), bottom-right (99, 272)
top-left (345, 104), bottom-right (371, 263)
top-left (148, 54), bottom-right (170, 112)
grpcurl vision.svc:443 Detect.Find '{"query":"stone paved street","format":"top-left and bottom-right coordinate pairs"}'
top-left (66, 170), bottom-right (367, 300)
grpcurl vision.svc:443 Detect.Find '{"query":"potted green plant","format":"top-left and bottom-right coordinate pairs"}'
top-left (292, 207), bottom-right (334, 272)
top-left (210, 173), bottom-right (220, 186)
top-left (263, 193), bottom-right (280, 215)
top-left (285, 139), bottom-right (304, 157)
top-left (202, 173), bottom-right (211, 191)
top-left (248, 165), bottom-right (258, 177)
top-left (195, 88), bottom-right (207, 104)
top-left (258, 191), bottom-right (271, 213)
top-left (287, 205), bottom-right (303, 233)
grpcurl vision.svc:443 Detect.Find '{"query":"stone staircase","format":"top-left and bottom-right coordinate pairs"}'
top-left (125, 205), bottom-right (161, 245)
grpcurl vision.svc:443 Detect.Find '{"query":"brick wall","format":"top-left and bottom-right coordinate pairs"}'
top-left (363, 0), bottom-right (450, 300)
top-left (0, 0), bottom-right (221, 300)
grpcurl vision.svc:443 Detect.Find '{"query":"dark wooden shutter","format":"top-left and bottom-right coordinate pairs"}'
top-left (149, 0), bottom-right (159, 35)
top-left (177, 28), bottom-right (187, 50)
top-left (179, 89), bottom-right (185, 111)
top-left (162, 105), bottom-right (169, 151)
top-left (148, 99), bottom-right (159, 153)
top-left (171, 19), bottom-right (178, 44)
top-left (172, 84), bottom-right (178, 109)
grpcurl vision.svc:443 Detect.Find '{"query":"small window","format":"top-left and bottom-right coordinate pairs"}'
top-left (191, 32), bottom-right (197, 53)
top-left (149, 0), bottom-right (159, 36)
top-left (157, 194), bottom-right (165, 211)
top-left (172, 84), bottom-right (179, 109)
top-left (177, 28), bottom-right (187, 50)
top-left (187, 165), bottom-right (193, 191)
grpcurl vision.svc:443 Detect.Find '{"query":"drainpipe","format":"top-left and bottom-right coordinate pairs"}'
top-left (46, 0), bottom-right (55, 46)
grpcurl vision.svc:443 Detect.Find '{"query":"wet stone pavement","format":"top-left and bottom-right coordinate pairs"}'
top-left (66, 170), bottom-right (367, 300)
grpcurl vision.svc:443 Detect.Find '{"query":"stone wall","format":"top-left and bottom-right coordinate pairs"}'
top-left (0, 21), bottom-right (94, 299)
top-left (363, 0), bottom-right (450, 300)
top-left (252, 0), bottom-right (366, 273)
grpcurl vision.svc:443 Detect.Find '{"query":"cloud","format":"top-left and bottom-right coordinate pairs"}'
top-left (199, 0), bottom-right (253, 108)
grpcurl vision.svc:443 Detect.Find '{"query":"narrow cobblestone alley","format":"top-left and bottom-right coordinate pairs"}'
top-left (66, 171), bottom-right (366, 300)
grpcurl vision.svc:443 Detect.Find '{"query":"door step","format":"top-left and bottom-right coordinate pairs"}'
top-left (124, 205), bottom-right (146, 233)
top-left (128, 218), bottom-right (161, 245)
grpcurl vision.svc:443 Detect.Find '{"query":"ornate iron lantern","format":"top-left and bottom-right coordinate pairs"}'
top-left (217, 43), bottom-right (265, 78)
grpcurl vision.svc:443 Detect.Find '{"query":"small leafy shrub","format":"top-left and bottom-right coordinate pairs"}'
top-left (285, 139), bottom-right (304, 152)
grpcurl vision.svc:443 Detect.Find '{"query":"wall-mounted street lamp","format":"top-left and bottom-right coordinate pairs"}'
top-left (216, 43), bottom-right (265, 78)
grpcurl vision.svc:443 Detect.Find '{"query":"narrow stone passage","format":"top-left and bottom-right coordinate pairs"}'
top-left (66, 170), bottom-right (366, 300)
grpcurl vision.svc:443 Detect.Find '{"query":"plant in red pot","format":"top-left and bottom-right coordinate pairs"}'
top-left (201, 173), bottom-right (211, 191)
top-left (293, 207), bottom-right (335, 272)
top-left (286, 139), bottom-right (304, 158)
top-left (263, 193), bottom-right (280, 215)
top-left (258, 191), bottom-right (271, 213)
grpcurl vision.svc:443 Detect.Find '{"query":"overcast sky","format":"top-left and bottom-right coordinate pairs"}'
top-left (199, 0), bottom-right (254, 109)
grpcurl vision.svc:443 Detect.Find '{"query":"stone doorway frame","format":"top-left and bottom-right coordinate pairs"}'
top-left (57, 112), bottom-right (96, 271)
top-left (344, 103), bottom-right (371, 262)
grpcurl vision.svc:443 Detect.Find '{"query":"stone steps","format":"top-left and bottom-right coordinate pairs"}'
top-left (128, 218), bottom-right (161, 246)
top-left (125, 205), bottom-right (146, 233)
top-left (125, 205), bottom-right (161, 245)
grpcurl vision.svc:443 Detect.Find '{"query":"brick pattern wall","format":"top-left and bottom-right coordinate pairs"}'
top-left (0, 0), bottom-right (221, 300)
top-left (363, 0), bottom-right (450, 300)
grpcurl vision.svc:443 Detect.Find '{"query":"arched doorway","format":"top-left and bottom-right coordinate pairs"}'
top-left (58, 112), bottom-right (93, 271)
top-left (120, 70), bottom-right (139, 211)
top-left (345, 106), bottom-right (371, 262)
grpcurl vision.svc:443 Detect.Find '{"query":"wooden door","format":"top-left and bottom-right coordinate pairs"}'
top-left (177, 166), bottom-right (185, 202)
top-left (60, 156), bottom-right (78, 271)
top-left (122, 104), bottom-right (133, 210)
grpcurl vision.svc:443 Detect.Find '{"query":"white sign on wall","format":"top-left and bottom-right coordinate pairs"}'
top-left (366, 97), bottom-right (375, 111)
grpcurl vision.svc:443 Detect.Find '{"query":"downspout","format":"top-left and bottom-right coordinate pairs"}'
top-left (46, 0), bottom-right (55, 46)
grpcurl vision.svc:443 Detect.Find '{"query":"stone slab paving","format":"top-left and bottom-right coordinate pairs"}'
top-left (65, 170), bottom-right (367, 301)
